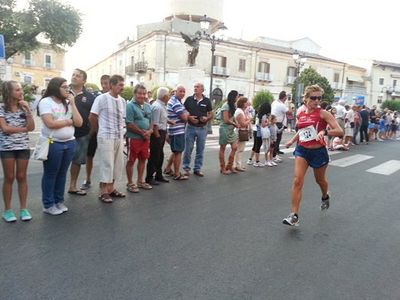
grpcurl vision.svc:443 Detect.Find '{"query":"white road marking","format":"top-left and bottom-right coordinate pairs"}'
top-left (329, 154), bottom-right (373, 167)
top-left (366, 160), bottom-right (400, 175)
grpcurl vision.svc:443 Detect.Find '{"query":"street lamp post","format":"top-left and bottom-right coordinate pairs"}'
top-left (199, 15), bottom-right (227, 101)
top-left (292, 50), bottom-right (307, 111)
top-left (199, 15), bottom-right (227, 134)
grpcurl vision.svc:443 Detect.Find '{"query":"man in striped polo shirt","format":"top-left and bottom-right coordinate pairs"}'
top-left (167, 85), bottom-right (189, 180)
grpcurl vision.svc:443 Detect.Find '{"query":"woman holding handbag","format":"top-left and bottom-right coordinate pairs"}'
top-left (233, 97), bottom-right (251, 172)
top-left (38, 77), bottom-right (82, 215)
top-left (218, 90), bottom-right (239, 174)
top-left (0, 81), bottom-right (35, 222)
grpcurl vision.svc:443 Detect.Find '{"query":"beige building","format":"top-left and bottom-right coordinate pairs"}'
top-left (9, 43), bottom-right (65, 90)
top-left (87, 1), bottom-right (374, 106)
top-left (369, 60), bottom-right (400, 105)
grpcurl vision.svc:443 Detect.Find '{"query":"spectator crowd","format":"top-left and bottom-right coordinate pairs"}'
top-left (1, 71), bottom-right (399, 222)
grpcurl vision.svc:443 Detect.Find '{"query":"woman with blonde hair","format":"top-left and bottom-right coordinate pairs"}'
top-left (284, 84), bottom-right (343, 226)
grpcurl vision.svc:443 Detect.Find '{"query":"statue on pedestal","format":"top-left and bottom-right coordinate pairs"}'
top-left (180, 32), bottom-right (201, 67)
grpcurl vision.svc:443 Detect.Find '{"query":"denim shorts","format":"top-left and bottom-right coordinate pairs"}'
top-left (170, 134), bottom-right (185, 153)
top-left (293, 145), bottom-right (329, 169)
top-left (0, 149), bottom-right (31, 160)
top-left (72, 135), bottom-right (90, 165)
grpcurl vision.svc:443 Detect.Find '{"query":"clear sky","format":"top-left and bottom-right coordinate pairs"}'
top-left (17, 0), bottom-right (400, 75)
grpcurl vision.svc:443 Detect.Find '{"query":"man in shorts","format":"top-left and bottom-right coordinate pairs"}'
top-left (68, 69), bottom-right (95, 195)
top-left (167, 85), bottom-right (189, 180)
top-left (125, 84), bottom-right (153, 191)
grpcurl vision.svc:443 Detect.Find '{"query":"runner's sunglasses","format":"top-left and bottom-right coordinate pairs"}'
top-left (309, 96), bottom-right (322, 100)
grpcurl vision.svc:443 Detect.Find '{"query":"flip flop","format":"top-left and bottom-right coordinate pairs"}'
top-left (127, 183), bottom-right (139, 193)
top-left (163, 169), bottom-right (173, 176)
top-left (99, 193), bottom-right (113, 203)
top-left (173, 173), bottom-right (189, 180)
top-left (110, 190), bottom-right (126, 198)
top-left (68, 190), bottom-right (87, 196)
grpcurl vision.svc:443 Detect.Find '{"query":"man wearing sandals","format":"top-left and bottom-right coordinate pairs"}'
top-left (125, 84), bottom-right (153, 192)
top-left (68, 69), bottom-right (95, 196)
top-left (166, 85), bottom-right (189, 180)
top-left (89, 75), bottom-right (126, 203)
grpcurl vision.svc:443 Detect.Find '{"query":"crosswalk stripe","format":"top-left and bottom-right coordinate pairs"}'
top-left (366, 160), bottom-right (400, 175)
top-left (329, 154), bottom-right (373, 167)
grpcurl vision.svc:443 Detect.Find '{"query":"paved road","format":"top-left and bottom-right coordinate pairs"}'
top-left (1, 132), bottom-right (400, 299)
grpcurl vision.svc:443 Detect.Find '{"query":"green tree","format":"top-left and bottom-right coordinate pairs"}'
top-left (0, 0), bottom-right (82, 59)
top-left (22, 83), bottom-right (35, 102)
top-left (85, 83), bottom-right (100, 92)
top-left (292, 67), bottom-right (334, 104)
top-left (381, 100), bottom-right (400, 112)
top-left (252, 90), bottom-right (274, 112)
top-left (121, 86), bottom-right (133, 101)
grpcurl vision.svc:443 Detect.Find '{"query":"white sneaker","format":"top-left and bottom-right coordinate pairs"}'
top-left (56, 203), bottom-right (68, 213)
top-left (273, 156), bottom-right (282, 163)
top-left (246, 159), bottom-right (253, 165)
top-left (43, 205), bottom-right (63, 216)
top-left (265, 161), bottom-right (273, 167)
top-left (270, 160), bottom-right (278, 166)
top-left (253, 161), bottom-right (263, 167)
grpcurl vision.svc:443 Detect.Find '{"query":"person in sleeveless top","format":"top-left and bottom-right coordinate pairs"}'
top-left (283, 85), bottom-right (343, 226)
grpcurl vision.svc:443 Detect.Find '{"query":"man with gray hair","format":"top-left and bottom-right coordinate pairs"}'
top-left (145, 87), bottom-right (170, 185)
top-left (335, 99), bottom-right (346, 132)
top-left (182, 82), bottom-right (212, 177)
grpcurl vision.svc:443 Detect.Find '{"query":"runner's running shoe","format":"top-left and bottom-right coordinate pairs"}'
top-left (282, 213), bottom-right (299, 226)
top-left (321, 194), bottom-right (330, 210)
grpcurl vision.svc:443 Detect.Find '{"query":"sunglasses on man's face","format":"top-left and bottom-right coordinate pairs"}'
top-left (309, 96), bottom-right (322, 101)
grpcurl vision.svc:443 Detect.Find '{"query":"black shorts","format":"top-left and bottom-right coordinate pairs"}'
top-left (0, 149), bottom-right (31, 160)
top-left (87, 134), bottom-right (97, 157)
top-left (293, 145), bottom-right (329, 169)
top-left (252, 130), bottom-right (262, 153)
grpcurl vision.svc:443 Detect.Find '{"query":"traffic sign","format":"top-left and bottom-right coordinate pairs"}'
top-left (0, 34), bottom-right (5, 59)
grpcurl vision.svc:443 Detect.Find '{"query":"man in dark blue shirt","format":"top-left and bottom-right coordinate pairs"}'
top-left (182, 82), bottom-right (212, 177)
top-left (68, 68), bottom-right (95, 195)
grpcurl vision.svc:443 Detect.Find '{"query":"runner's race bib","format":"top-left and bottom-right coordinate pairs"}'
top-left (298, 125), bottom-right (318, 142)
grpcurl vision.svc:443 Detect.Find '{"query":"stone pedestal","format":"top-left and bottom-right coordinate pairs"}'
top-left (178, 67), bottom-right (207, 96)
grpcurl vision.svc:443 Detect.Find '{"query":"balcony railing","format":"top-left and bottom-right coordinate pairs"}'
top-left (125, 61), bottom-right (148, 75)
top-left (135, 61), bottom-right (148, 73)
top-left (286, 75), bottom-right (296, 85)
top-left (212, 66), bottom-right (230, 77)
top-left (44, 63), bottom-right (55, 69)
top-left (24, 60), bottom-right (33, 66)
top-left (256, 72), bottom-right (273, 82)
top-left (387, 86), bottom-right (400, 93)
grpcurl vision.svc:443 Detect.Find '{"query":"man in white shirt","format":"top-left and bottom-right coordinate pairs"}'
top-left (335, 99), bottom-right (346, 131)
top-left (271, 91), bottom-right (288, 160)
top-left (89, 75), bottom-right (127, 203)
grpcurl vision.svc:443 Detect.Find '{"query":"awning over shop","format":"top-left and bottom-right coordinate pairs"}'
top-left (347, 75), bottom-right (364, 82)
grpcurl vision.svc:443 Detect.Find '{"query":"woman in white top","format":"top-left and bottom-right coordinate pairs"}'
top-left (233, 97), bottom-right (251, 171)
top-left (38, 77), bottom-right (82, 215)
